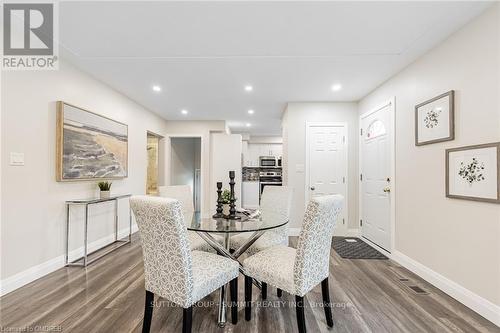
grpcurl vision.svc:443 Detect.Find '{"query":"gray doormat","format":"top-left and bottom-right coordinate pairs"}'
top-left (332, 237), bottom-right (388, 259)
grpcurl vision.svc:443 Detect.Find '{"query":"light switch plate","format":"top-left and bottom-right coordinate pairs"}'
top-left (10, 152), bottom-right (25, 166)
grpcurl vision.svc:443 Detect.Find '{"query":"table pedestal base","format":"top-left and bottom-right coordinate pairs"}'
top-left (197, 230), bottom-right (266, 327)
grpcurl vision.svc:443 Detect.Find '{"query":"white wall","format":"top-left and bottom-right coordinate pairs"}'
top-left (210, 133), bottom-right (243, 210)
top-left (1, 61), bottom-right (169, 293)
top-left (359, 4), bottom-right (500, 315)
top-left (282, 102), bottom-right (359, 231)
top-left (248, 136), bottom-right (283, 144)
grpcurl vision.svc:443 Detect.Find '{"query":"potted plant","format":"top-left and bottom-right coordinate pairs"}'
top-left (98, 181), bottom-right (112, 199)
top-left (221, 189), bottom-right (232, 215)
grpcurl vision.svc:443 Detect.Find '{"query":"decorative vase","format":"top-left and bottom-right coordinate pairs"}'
top-left (222, 204), bottom-right (230, 215)
top-left (100, 190), bottom-right (110, 199)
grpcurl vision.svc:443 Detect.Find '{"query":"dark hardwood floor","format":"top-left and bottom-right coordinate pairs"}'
top-left (1, 234), bottom-right (498, 333)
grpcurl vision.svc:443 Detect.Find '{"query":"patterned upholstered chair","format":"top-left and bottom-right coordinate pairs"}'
top-left (230, 186), bottom-right (293, 255)
top-left (243, 195), bottom-right (343, 333)
top-left (130, 196), bottom-right (240, 333)
top-left (158, 185), bottom-right (215, 253)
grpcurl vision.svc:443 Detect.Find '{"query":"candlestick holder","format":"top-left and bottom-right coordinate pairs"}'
top-left (227, 170), bottom-right (241, 219)
top-left (212, 181), bottom-right (224, 218)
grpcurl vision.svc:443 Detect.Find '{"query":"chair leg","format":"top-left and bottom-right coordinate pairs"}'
top-left (321, 278), bottom-right (334, 327)
top-left (277, 288), bottom-right (283, 297)
top-left (261, 282), bottom-right (267, 300)
top-left (295, 295), bottom-right (306, 333)
top-left (142, 290), bottom-right (154, 333)
top-left (245, 275), bottom-right (253, 321)
top-left (230, 277), bottom-right (238, 325)
top-left (182, 307), bottom-right (192, 333)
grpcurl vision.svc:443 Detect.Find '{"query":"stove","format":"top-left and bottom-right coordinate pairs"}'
top-left (259, 170), bottom-right (282, 200)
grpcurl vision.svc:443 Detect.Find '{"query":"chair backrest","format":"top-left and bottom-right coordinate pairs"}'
top-left (158, 185), bottom-right (194, 214)
top-left (260, 186), bottom-right (293, 218)
top-left (130, 195), bottom-right (194, 307)
top-left (259, 186), bottom-right (294, 244)
top-left (293, 195), bottom-right (343, 296)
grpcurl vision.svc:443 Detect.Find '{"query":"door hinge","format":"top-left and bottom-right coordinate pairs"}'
top-left (343, 136), bottom-right (346, 143)
top-left (342, 176), bottom-right (346, 183)
top-left (343, 218), bottom-right (345, 225)
top-left (360, 173), bottom-right (363, 181)
top-left (360, 128), bottom-right (363, 136)
top-left (360, 219), bottom-right (363, 226)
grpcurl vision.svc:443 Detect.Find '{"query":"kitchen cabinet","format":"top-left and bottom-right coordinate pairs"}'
top-left (242, 143), bottom-right (283, 167)
top-left (247, 144), bottom-right (260, 166)
top-left (270, 144), bottom-right (282, 157)
top-left (241, 140), bottom-right (249, 166)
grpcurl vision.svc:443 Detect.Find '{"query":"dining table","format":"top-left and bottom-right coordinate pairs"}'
top-left (184, 211), bottom-right (289, 328)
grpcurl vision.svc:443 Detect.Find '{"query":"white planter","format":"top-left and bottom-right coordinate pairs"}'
top-left (222, 204), bottom-right (230, 215)
top-left (100, 190), bottom-right (110, 199)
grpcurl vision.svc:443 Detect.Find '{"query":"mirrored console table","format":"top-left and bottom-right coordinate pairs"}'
top-left (65, 194), bottom-right (132, 267)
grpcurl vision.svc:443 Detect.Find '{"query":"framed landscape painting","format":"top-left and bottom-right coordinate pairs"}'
top-left (415, 90), bottom-right (454, 146)
top-left (446, 143), bottom-right (500, 203)
top-left (56, 102), bottom-right (128, 181)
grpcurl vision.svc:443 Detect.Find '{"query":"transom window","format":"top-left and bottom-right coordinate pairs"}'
top-left (366, 119), bottom-right (386, 139)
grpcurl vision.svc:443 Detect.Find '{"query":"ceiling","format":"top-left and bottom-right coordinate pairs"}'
top-left (59, 1), bottom-right (491, 135)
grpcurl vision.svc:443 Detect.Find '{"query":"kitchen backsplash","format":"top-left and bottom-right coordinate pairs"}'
top-left (242, 167), bottom-right (281, 181)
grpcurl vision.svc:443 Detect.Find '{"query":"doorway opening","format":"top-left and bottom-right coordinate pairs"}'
top-left (146, 132), bottom-right (163, 195)
top-left (170, 137), bottom-right (202, 213)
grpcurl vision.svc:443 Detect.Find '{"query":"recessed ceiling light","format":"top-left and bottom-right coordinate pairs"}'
top-left (152, 85), bottom-right (161, 92)
top-left (181, 109), bottom-right (188, 115)
top-left (245, 123), bottom-right (251, 127)
top-left (247, 109), bottom-right (255, 115)
top-left (331, 84), bottom-right (342, 92)
top-left (244, 85), bottom-right (253, 92)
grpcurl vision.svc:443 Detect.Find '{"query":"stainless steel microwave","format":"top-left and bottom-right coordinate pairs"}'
top-left (259, 156), bottom-right (277, 167)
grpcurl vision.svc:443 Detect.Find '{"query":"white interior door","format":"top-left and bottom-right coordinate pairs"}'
top-left (360, 103), bottom-right (393, 252)
top-left (306, 123), bottom-right (347, 236)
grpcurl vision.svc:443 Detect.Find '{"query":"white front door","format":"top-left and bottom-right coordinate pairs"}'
top-left (360, 103), bottom-right (393, 251)
top-left (306, 123), bottom-right (347, 235)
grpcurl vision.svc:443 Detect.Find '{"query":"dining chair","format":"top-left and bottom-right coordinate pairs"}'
top-left (242, 195), bottom-right (343, 333)
top-left (130, 196), bottom-right (240, 333)
top-left (158, 185), bottom-right (215, 253)
top-left (230, 186), bottom-right (293, 255)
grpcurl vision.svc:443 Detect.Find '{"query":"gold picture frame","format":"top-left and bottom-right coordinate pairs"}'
top-left (56, 101), bottom-right (128, 181)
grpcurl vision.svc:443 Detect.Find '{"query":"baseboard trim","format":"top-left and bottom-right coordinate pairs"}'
top-left (0, 225), bottom-right (138, 297)
top-left (288, 228), bottom-right (301, 236)
top-left (392, 251), bottom-right (500, 327)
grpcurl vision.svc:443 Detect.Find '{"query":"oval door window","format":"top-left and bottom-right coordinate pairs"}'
top-left (366, 119), bottom-right (386, 139)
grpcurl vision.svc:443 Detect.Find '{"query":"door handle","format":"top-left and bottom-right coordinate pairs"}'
top-left (383, 186), bottom-right (391, 193)
top-left (310, 186), bottom-right (315, 191)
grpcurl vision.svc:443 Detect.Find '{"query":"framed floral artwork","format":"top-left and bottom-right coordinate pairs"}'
top-left (415, 90), bottom-right (454, 146)
top-left (446, 143), bottom-right (500, 203)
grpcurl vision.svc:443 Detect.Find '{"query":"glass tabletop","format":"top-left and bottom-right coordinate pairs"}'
top-left (185, 211), bottom-right (288, 233)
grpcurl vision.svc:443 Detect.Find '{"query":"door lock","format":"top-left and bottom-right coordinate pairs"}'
top-left (383, 186), bottom-right (391, 193)
top-left (310, 186), bottom-right (315, 191)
